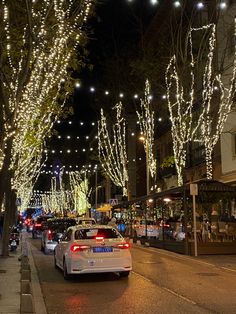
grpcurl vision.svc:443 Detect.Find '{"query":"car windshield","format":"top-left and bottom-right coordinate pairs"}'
top-left (74, 228), bottom-right (121, 240)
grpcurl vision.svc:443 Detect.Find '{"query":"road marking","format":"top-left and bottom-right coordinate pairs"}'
top-left (163, 287), bottom-right (197, 305)
top-left (131, 270), bottom-right (151, 282)
top-left (132, 270), bottom-right (197, 305)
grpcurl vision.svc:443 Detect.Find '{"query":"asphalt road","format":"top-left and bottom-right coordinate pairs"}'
top-left (29, 238), bottom-right (236, 314)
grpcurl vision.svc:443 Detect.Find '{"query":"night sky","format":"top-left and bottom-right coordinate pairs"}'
top-left (36, 0), bottom-right (159, 191)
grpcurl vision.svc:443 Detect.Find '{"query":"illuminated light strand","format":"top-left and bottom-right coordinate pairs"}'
top-left (98, 102), bottom-right (128, 196)
top-left (69, 171), bottom-right (91, 215)
top-left (165, 24), bottom-right (210, 186)
top-left (0, 0), bottom-right (94, 195)
top-left (136, 79), bottom-right (156, 180)
top-left (196, 20), bottom-right (236, 179)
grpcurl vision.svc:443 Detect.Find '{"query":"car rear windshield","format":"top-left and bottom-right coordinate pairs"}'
top-left (74, 228), bottom-right (121, 240)
top-left (47, 219), bottom-right (77, 232)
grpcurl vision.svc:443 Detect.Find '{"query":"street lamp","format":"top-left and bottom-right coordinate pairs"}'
top-left (139, 135), bottom-right (149, 195)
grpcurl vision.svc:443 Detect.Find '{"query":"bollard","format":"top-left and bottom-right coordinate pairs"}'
top-left (21, 280), bottom-right (32, 294)
top-left (20, 293), bottom-right (35, 313)
top-left (21, 269), bottom-right (31, 281)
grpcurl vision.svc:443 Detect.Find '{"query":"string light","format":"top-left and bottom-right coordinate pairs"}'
top-left (0, 0), bottom-right (94, 206)
top-left (98, 102), bottom-right (128, 196)
top-left (136, 80), bottom-right (156, 180)
top-left (196, 21), bottom-right (236, 179)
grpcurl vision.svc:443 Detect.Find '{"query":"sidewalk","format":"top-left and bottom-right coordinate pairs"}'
top-left (0, 232), bottom-right (47, 314)
top-left (0, 240), bottom-right (21, 314)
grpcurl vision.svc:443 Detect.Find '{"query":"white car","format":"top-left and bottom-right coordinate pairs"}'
top-left (54, 225), bottom-right (132, 280)
top-left (134, 219), bottom-right (160, 238)
top-left (77, 217), bottom-right (96, 225)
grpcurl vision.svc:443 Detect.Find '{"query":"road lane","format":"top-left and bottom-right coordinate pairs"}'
top-left (29, 238), bottom-right (236, 314)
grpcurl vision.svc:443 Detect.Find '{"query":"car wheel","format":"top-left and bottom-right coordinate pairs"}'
top-left (44, 247), bottom-right (49, 255)
top-left (119, 271), bottom-right (130, 278)
top-left (63, 259), bottom-right (71, 280)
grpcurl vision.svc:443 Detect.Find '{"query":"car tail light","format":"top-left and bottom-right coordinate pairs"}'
top-left (70, 244), bottom-right (90, 252)
top-left (116, 242), bottom-right (130, 249)
top-left (95, 236), bottom-right (104, 241)
top-left (48, 229), bottom-right (52, 240)
top-left (35, 223), bottom-right (42, 227)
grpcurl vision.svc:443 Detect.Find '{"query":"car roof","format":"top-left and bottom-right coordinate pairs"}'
top-left (68, 224), bottom-right (116, 231)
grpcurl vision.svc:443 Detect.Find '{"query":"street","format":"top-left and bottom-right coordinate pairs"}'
top-left (28, 238), bottom-right (236, 314)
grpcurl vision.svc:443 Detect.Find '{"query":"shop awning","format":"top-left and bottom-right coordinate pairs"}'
top-left (96, 204), bottom-right (112, 212)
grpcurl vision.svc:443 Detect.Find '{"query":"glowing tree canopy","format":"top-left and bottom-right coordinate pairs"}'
top-left (136, 79), bottom-right (156, 184)
top-left (0, 0), bottom-right (94, 192)
top-left (98, 102), bottom-right (128, 196)
top-left (69, 171), bottom-right (91, 216)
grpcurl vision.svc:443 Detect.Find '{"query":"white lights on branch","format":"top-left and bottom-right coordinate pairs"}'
top-left (98, 102), bottom-right (128, 196)
top-left (136, 80), bottom-right (156, 180)
top-left (0, 0), bottom-right (94, 212)
top-left (166, 25), bottom-right (203, 186)
top-left (196, 21), bottom-right (236, 179)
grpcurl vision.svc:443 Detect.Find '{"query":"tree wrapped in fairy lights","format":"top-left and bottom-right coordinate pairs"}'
top-left (98, 102), bottom-right (128, 196)
top-left (166, 22), bottom-right (236, 185)
top-left (0, 0), bottom-right (94, 256)
top-left (69, 171), bottom-right (91, 216)
top-left (136, 79), bottom-right (156, 189)
top-left (196, 23), bottom-right (236, 179)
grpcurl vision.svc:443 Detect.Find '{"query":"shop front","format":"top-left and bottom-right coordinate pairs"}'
top-left (112, 180), bottom-right (236, 255)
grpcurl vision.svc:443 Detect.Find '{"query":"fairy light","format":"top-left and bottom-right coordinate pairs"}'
top-left (166, 20), bottom-right (236, 184)
top-left (69, 171), bottom-right (91, 215)
top-left (165, 24), bottom-right (206, 186)
top-left (0, 0), bottom-right (94, 196)
top-left (198, 20), bottom-right (236, 179)
top-left (98, 102), bottom-right (128, 196)
top-left (136, 79), bottom-right (156, 180)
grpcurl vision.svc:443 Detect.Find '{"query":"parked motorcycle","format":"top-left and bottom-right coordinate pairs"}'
top-left (9, 227), bottom-right (20, 252)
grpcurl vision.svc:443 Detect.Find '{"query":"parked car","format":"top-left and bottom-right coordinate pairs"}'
top-left (134, 219), bottom-right (160, 238)
top-left (77, 217), bottom-right (96, 225)
top-left (54, 225), bottom-right (132, 280)
top-left (41, 218), bottom-right (77, 254)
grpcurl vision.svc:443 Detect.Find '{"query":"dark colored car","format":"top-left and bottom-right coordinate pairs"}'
top-left (41, 218), bottom-right (77, 254)
top-left (32, 216), bottom-right (51, 239)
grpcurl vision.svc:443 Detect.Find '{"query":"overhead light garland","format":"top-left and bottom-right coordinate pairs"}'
top-left (98, 102), bottom-right (128, 196)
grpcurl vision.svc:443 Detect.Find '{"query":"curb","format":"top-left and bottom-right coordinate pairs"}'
top-left (27, 242), bottom-right (47, 314)
top-left (19, 234), bottom-right (47, 314)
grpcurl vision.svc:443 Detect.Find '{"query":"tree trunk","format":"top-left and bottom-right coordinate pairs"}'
top-left (1, 174), bottom-right (17, 256)
top-left (0, 137), bottom-right (15, 257)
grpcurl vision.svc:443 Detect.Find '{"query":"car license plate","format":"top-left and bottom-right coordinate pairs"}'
top-left (93, 247), bottom-right (113, 253)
